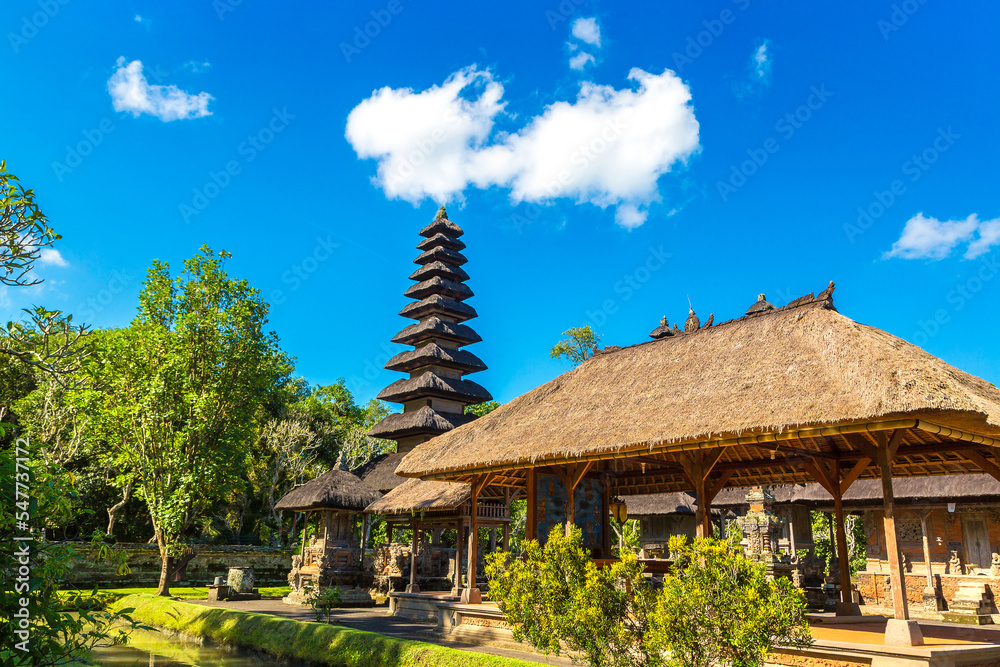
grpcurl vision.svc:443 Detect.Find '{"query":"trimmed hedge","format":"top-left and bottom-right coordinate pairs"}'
top-left (112, 594), bottom-right (537, 667)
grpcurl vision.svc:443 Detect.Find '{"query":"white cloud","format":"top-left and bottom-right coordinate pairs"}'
top-left (345, 66), bottom-right (700, 228)
top-left (572, 18), bottom-right (601, 47)
top-left (752, 41), bottom-right (771, 80)
top-left (569, 52), bottom-right (596, 71)
top-left (108, 57), bottom-right (213, 122)
top-left (884, 212), bottom-right (1000, 260)
top-left (183, 60), bottom-right (212, 74)
top-left (38, 248), bottom-right (68, 267)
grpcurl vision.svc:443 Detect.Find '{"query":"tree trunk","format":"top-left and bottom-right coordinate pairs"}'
top-left (106, 480), bottom-right (134, 538)
top-left (154, 530), bottom-right (172, 597)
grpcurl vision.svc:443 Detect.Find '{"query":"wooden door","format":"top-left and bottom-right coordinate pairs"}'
top-left (964, 517), bottom-right (991, 573)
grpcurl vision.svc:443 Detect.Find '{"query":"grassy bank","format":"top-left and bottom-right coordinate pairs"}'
top-left (111, 594), bottom-right (536, 667)
top-left (59, 585), bottom-right (291, 609)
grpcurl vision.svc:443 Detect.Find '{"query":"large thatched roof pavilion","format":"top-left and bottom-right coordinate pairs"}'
top-left (396, 283), bottom-right (1000, 646)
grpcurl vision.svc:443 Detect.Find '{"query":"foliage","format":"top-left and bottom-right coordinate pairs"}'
top-left (339, 398), bottom-right (394, 471)
top-left (111, 594), bottom-right (538, 667)
top-left (0, 440), bottom-right (145, 666)
top-left (648, 536), bottom-right (812, 667)
top-left (79, 246), bottom-right (286, 595)
top-left (549, 326), bottom-right (601, 367)
top-left (611, 517), bottom-right (640, 555)
top-left (306, 585), bottom-right (343, 623)
top-left (810, 510), bottom-right (866, 575)
top-left (486, 526), bottom-right (656, 667)
top-left (465, 400), bottom-right (500, 417)
top-left (487, 530), bottom-right (812, 667)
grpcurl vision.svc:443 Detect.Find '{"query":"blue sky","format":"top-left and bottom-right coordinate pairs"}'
top-left (2, 0), bottom-right (998, 405)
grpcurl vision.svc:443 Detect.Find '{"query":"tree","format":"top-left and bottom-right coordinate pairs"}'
top-left (0, 160), bottom-right (58, 289)
top-left (550, 326), bottom-right (601, 367)
top-left (82, 247), bottom-right (285, 595)
top-left (486, 526), bottom-right (656, 667)
top-left (465, 400), bottom-right (500, 417)
top-left (648, 536), bottom-right (812, 667)
top-left (339, 398), bottom-right (394, 471)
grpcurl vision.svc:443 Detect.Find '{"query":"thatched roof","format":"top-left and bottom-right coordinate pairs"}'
top-left (275, 469), bottom-right (382, 512)
top-left (365, 477), bottom-right (471, 514)
top-left (420, 209), bottom-right (463, 238)
top-left (392, 316), bottom-right (482, 347)
top-left (396, 291), bottom-right (1000, 488)
top-left (627, 475), bottom-right (1000, 516)
top-left (414, 246), bottom-right (467, 267)
top-left (410, 261), bottom-right (470, 283)
top-left (368, 406), bottom-right (475, 439)
top-left (377, 371), bottom-right (492, 404)
top-left (417, 233), bottom-right (466, 252)
top-left (404, 277), bottom-right (474, 301)
top-left (355, 452), bottom-right (408, 493)
top-left (385, 344), bottom-right (486, 374)
top-left (399, 294), bottom-right (477, 322)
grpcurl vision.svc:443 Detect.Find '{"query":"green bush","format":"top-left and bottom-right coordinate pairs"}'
top-left (487, 529), bottom-right (812, 667)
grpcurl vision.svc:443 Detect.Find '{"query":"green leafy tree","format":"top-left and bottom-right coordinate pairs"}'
top-left (82, 247), bottom-right (285, 595)
top-left (550, 326), bottom-right (601, 367)
top-left (465, 400), bottom-right (500, 417)
top-left (486, 526), bottom-right (656, 667)
top-left (648, 536), bottom-right (812, 667)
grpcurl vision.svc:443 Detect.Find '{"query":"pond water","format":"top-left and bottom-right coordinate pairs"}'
top-left (88, 626), bottom-right (286, 666)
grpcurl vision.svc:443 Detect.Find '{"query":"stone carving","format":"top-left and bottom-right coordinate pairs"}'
top-left (990, 553), bottom-right (1000, 579)
top-left (738, 487), bottom-right (785, 565)
top-left (949, 550), bottom-right (964, 575)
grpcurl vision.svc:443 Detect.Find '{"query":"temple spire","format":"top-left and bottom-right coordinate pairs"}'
top-left (370, 210), bottom-right (491, 453)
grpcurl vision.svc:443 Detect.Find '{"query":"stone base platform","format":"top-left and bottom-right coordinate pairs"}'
top-left (388, 591), bottom-right (459, 622)
top-left (282, 586), bottom-right (375, 607)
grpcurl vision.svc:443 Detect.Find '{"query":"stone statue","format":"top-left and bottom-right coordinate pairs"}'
top-left (990, 552), bottom-right (1000, 579)
top-left (949, 550), bottom-right (963, 575)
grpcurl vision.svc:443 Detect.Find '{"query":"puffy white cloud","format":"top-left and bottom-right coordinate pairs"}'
top-left (569, 52), bottom-right (596, 71)
top-left (345, 66), bottom-right (700, 228)
top-left (108, 57), bottom-right (213, 122)
top-left (38, 248), bottom-right (68, 267)
top-left (884, 212), bottom-right (1000, 260)
top-left (753, 41), bottom-right (771, 80)
top-left (572, 18), bottom-right (601, 47)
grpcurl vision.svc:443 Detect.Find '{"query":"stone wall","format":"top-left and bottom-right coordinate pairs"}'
top-left (856, 571), bottom-right (999, 612)
top-left (61, 543), bottom-right (295, 588)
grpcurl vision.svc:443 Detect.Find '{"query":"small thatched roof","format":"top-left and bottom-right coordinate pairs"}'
top-left (377, 371), bottom-right (492, 404)
top-left (355, 452), bottom-right (408, 494)
top-left (420, 208), bottom-right (463, 238)
top-left (392, 316), bottom-right (481, 347)
top-left (399, 294), bottom-right (477, 322)
top-left (365, 477), bottom-right (471, 514)
top-left (417, 233), bottom-right (466, 252)
top-left (404, 277), bottom-right (474, 302)
top-left (384, 343), bottom-right (486, 374)
top-left (396, 292), bottom-right (1000, 484)
top-left (275, 469), bottom-right (382, 512)
top-left (626, 491), bottom-right (698, 517)
top-left (410, 261), bottom-right (470, 283)
top-left (414, 246), bottom-right (467, 267)
top-left (368, 406), bottom-right (475, 439)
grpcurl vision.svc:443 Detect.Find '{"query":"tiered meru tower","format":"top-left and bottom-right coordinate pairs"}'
top-left (369, 207), bottom-right (492, 451)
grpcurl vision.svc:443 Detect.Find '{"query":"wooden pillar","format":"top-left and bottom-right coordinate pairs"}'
top-left (919, 511), bottom-right (941, 610)
top-left (557, 462), bottom-right (592, 537)
top-left (502, 522), bottom-right (510, 551)
top-left (526, 469), bottom-right (537, 542)
top-left (876, 430), bottom-right (923, 646)
top-left (832, 484), bottom-right (853, 607)
top-left (453, 519), bottom-right (464, 595)
top-left (407, 521), bottom-right (420, 593)
top-left (601, 472), bottom-right (612, 558)
top-left (462, 474), bottom-right (489, 604)
top-left (489, 527), bottom-right (497, 552)
top-left (386, 522), bottom-right (394, 545)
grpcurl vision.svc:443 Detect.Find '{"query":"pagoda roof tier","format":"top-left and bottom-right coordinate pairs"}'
top-left (417, 233), bottom-right (466, 252)
top-left (404, 277), bottom-right (474, 301)
top-left (391, 316), bottom-right (482, 347)
top-left (377, 371), bottom-right (492, 404)
top-left (399, 294), bottom-right (477, 322)
top-left (409, 261), bottom-right (470, 283)
top-left (419, 211), bottom-right (464, 239)
top-left (414, 246), bottom-right (467, 267)
top-left (368, 405), bottom-right (476, 439)
top-left (384, 342), bottom-right (487, 373)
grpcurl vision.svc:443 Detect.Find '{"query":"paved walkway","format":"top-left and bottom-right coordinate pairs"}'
top-left (185, 596), bottom-right (572, 665)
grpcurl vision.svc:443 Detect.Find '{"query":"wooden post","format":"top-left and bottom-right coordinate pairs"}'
top-left (453, 519), bottom-right (464, 595)
top-left (832, 483), bottom-right (854, 609)
top-left (462, 474), bottom-right (490, 604)
top-left (557, 463), bottom-right (592, 537)
top-left (682, 450), bottom-right (726, 539)
top-left (526, 469), bottom-right (537, 542)
top-left (919, 511), bottom-right (941, 610)
top-left (489, 527), bottom-right (497, 552)
top-left (386, 522), bottom-right (394, 545)
top-left (601, 472), bottom-right (612, 558)
top-left (502, 488), bottom-right (511, 551)
top-left (407, 522), bottom-right (420, 593)
top-left (876, 430), bottom-right (923, 646)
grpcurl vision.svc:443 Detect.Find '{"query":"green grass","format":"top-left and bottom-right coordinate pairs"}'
top-left (58, 585), bottom-right (292, 610)
top-left (112, 594), bottom-right (536, 667)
